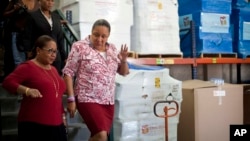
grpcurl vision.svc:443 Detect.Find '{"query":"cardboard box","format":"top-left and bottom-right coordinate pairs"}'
top-left (178, 80), bottom-right (243, 141)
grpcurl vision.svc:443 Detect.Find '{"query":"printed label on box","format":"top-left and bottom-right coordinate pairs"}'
top-left (213, 90), bottom-right (226, 97)
top-left (243, 22), bottom-right (250, 40)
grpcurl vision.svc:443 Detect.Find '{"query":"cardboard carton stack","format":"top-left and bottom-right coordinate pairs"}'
top-left (114, 68), bottom-right (182, 141)
top-left (178, 79), bottom-right (243, 141)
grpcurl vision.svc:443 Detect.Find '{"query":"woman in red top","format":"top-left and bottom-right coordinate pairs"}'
top-left (2, 35), bottom-right (67, 141)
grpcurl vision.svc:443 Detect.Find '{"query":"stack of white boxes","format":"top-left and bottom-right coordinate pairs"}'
top-left (60, 0), bottom-right (133, 50)
top-left (114, 68), bottom-right (182, 141)
top-left (131, 0), bottom-right (181, 54)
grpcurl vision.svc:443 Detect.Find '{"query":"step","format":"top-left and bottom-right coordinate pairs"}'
top-left (2, 128), bottom-right (18, 135)
top-left (1, 111), bottom-right (18, 116)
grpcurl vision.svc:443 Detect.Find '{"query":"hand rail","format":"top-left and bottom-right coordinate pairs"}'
top-left (53, 9), bottom-right (80, 55)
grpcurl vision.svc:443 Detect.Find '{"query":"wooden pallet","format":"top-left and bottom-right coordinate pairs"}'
top-left (200, 53), bottom-right (237, 58)
top-left (127, 51), bottom-right (136, 58)
top-left (136, 53), bottom-right (183, 58)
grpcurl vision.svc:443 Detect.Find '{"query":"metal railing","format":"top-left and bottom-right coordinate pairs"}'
top-left (53, 9), bottom-right (80, 55)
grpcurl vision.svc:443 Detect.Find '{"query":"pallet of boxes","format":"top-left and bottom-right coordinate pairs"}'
top-left (178, 79), bottom-right (243, 141)
top-left (113, 66), bottom-right (182, 141)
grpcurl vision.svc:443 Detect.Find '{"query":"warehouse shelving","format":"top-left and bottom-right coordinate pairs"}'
top-left (128, 58), bottom-right (250, 65)
top-left (127, 19), bottom-right (250, 83)
top-left (128, 58), bottom-right (250, 66)
top-left (196, 58), bottom-right (250, 64)
top-left (127, 57), bottom-right (250, 83)
top-left (127, 58), bottom-right (194, 65)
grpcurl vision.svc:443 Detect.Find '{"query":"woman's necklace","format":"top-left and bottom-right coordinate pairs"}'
top-left (34, 58), bottom-right (59, 97)
top-left (44, 69), bottom-right (59, 98)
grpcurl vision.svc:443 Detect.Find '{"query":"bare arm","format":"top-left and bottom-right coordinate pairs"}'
top-left (63, 74), bottom-right (76, 118)
top-left (63, 75), bottom-right (74, 97)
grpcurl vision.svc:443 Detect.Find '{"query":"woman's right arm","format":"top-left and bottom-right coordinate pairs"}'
top-left (2, 63), bottom-right (42, 98)
top-left (63, 75), bottom-right (76, 118)
top-left (63, 75), bottom-right (74, 98)
top-left (16, 85), bottom-right (42, 98)
top-left (62, 43), bottom-right (82, 118)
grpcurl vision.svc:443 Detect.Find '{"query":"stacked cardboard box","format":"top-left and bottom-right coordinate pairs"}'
top-left (178, 80), bottom-right (243, 141)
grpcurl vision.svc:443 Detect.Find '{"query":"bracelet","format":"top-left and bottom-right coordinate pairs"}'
top-left (25, 88), bottom-right (30, 96)
top-left (67, 95), bottom-right (75, 103)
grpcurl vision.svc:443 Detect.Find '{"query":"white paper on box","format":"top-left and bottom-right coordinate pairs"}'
top-left (201, 12), bottom-right (230, 28)
top-left (243, 22), bottom-right (250, 40)
top-left (213, 90), bottom-right (226, 97)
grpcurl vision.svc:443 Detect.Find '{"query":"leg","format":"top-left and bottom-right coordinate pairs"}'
top-left (3, 31), bottom-right (15, 77)
top-left (89, 130), bottom-right (108, 141)
top-left (11, 32), bottom-right (25, 66)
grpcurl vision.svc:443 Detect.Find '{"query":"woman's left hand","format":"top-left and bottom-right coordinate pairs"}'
top-left (118, 44), bottom-right (128, 62)
top-left (62, 114), bottom-right (67, 126)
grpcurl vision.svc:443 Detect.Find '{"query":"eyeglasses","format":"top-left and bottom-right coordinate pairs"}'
top-left (42, 48), bottom-right (58, 54)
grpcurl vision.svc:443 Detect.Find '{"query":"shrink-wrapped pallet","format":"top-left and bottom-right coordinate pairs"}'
top-left (60, 0), bottom-right (133, 50)
top-left (114, 68), bottom-right (182, 141)
top-left (131, 0), bottom-right (181, 54)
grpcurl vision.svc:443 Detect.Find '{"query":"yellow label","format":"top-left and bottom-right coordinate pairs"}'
top-left (158, 2), bottom-right (162, 9)
top-left (156, 59), bottom-right (174, 64)
top-left (155, 77), bottom-right (161, 88)
top-left (212, 58), bottom-right (217, 63)
top-left (165, 59), bottom-right (174, 64)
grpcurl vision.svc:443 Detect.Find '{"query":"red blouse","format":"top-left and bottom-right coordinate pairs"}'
top-left (2, 60), bottom-right (66, 126)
